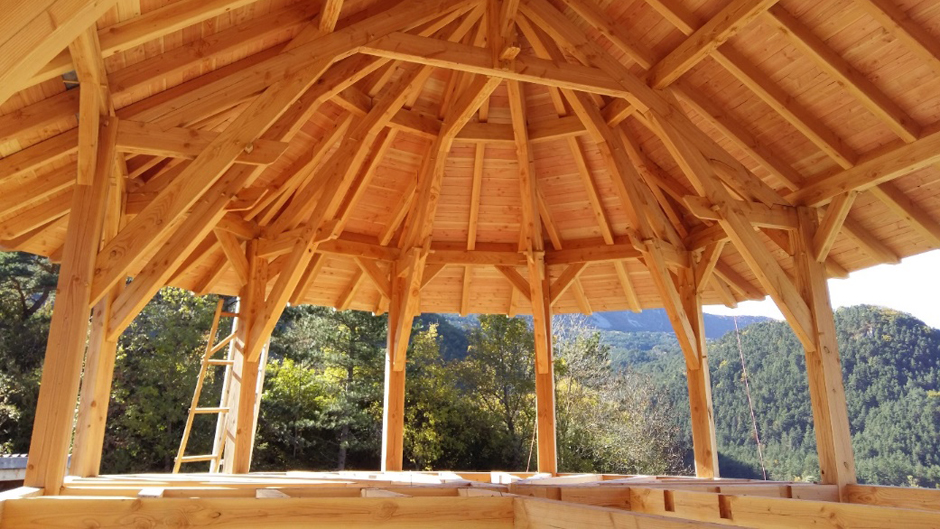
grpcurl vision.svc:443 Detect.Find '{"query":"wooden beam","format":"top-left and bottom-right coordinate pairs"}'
top-left (677, 267), bottom-right (719, 478)
top-left (356, 257), bottom-right (392, 300)
top-left (69, 146), bottom-right (124, 479)
top-left (318, 0), bottom-right (344, 32)
top-left (337, 269), bottom-right (365, 310)
top-left (694, 241), bottom-right (725, 295)
top-left (93, 0), bottom-right (468, 308)
top-left (214, 229), bottom-right (250, 287)
top-left (684, 195), bottom-right (798, 229)
top-left (494, 266), bottom-right (533, 302)
top-left (649, 111), bottom-right (817, 350)
top-left (382, 262), bottom-right (407, 472)
top-left (0, 0), bottom-right (121, 106)
top-left (116, 121), bottom-right (290, 165)
top-left (794, 207), bottom-right (857, 491)
top-left (221, 243), bottom-right (268, 474)
top-left (548, 262), bottom-right (587, 305)
top-left (647, 0), bottom-right (779, 88)
top-left (24, 120), bottom-right (118, 494)
top-left (813, 191), bottom-right (858, 263)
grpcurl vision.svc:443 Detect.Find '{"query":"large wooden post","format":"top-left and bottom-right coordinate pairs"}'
top-left (793, 207), bottom-right (857, 489)
top-left (530, 253), bottom-right (557, 474)
top-left (221, 242), bottom-right (269, 473)
top-left (69, 162), bottom-right (126, 478)
top-left (381, 263), bottom-right (407, 472)
top-left (24, 120), bottom-right (118, 493)
top-left (677, 267), bottom-right (719, 478)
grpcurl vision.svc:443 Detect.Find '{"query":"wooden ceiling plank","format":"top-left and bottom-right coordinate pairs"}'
top-left (855, 0), bottom-right (940, 79)
top-left (766, 5), bottom-right (920, 143)
top-left (556, 0), bottom-right (654, 69)
top-left (110, 5), bottom-right (313, 94)
top-left (0, 89), bottom-right (79, 147)
top-left (570, 278), bottom-right (592, 315)
top-left (712, 47), bottom-right (858, 169)
top-left (647, 0), bottom-right (780, 89)
top-left (0, 191), bottom-right (73, 240)
top-left (289, 253), bottom-right (326, 305)
top-left (0, 0), bottom-right (120, 106)
top-left (337, 269), bottom-right (364, 310)
top-left (813, 191), bottom-right (858, 263)
top-left (0, 130), bottom-right (78, 181)
top-left (671, 83), bottom-right (804, 190)
top-left (612, 261), bottom-right (641, 312)
top-left (868, 184), bottom-right (940, 248)
top-left (0, 167), bottom-right (74, 220)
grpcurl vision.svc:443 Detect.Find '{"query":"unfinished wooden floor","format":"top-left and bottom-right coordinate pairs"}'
top-left (1, 471), bottom-right (939, 528)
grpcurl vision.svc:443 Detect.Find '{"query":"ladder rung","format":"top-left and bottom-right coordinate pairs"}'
top-left (193, 407), bottom-right (230, 414)
top-left (177, 454), bottom-right (217, 463)
top-left (207, 359), bottom-right (235, 366)
top-left (220, 311), bottom-right (240, 318)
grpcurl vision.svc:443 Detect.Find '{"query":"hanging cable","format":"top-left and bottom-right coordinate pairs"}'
top-left (734, 316), bottom-right (767, 480)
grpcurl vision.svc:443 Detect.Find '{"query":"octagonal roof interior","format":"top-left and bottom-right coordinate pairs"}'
top-left (2, 0), bottom-right (940, 318)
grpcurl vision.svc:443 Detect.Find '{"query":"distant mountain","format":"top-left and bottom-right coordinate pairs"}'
top-left (433, 309), bottom-right (768, 340)
top-left (631, 305), bottom-right (940, 487)
top-left (575, 310), bottom-right (768, 340)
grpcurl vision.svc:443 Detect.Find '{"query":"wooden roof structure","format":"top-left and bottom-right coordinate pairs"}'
top-left (3, 0), bottom-right (940, 525)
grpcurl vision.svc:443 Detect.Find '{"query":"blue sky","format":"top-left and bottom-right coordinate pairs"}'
top-left (703, 249), bottom-right (940, 328)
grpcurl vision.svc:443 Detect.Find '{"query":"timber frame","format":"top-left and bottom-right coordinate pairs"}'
top-left (2, 0), bottom-right (940, 526)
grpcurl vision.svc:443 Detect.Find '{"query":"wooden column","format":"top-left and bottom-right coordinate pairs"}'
top-left (24, 120), bottom-right (118, 493)
top-left (530, 253), bottom-right (557, 474)
top-left (793, 207), bottom-right (857, 490)
top-left (677, 267), bottom-right (720, 478)
top-left (221, 242), bottom-right (268, 473)
top-left (381, 264), bottom-right (408, 472)
top-left (69, 161), bottom-right (125, 478)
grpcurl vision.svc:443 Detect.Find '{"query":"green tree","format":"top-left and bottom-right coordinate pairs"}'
top-left (457, 315), bottom-right (536, 470)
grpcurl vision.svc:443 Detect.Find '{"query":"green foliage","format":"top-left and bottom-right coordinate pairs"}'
top-left (103, 288), bottom-right (220, 473)
top-left (625, 305), bottom-right (940, 487)
top-left (554, 319), bottom-right (687, 475)
top-left (2, 248), bottom-right (933, 486)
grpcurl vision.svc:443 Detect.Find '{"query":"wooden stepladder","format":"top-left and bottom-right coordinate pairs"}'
top-left (173, 298), bottom-right (239, 473)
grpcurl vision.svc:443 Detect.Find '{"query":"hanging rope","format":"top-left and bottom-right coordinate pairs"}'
top-left (734, 316), bottom-right (768, 480)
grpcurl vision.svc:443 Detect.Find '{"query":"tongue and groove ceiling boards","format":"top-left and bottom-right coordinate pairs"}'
top-left (1, 0), bottom-right (940, 320)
